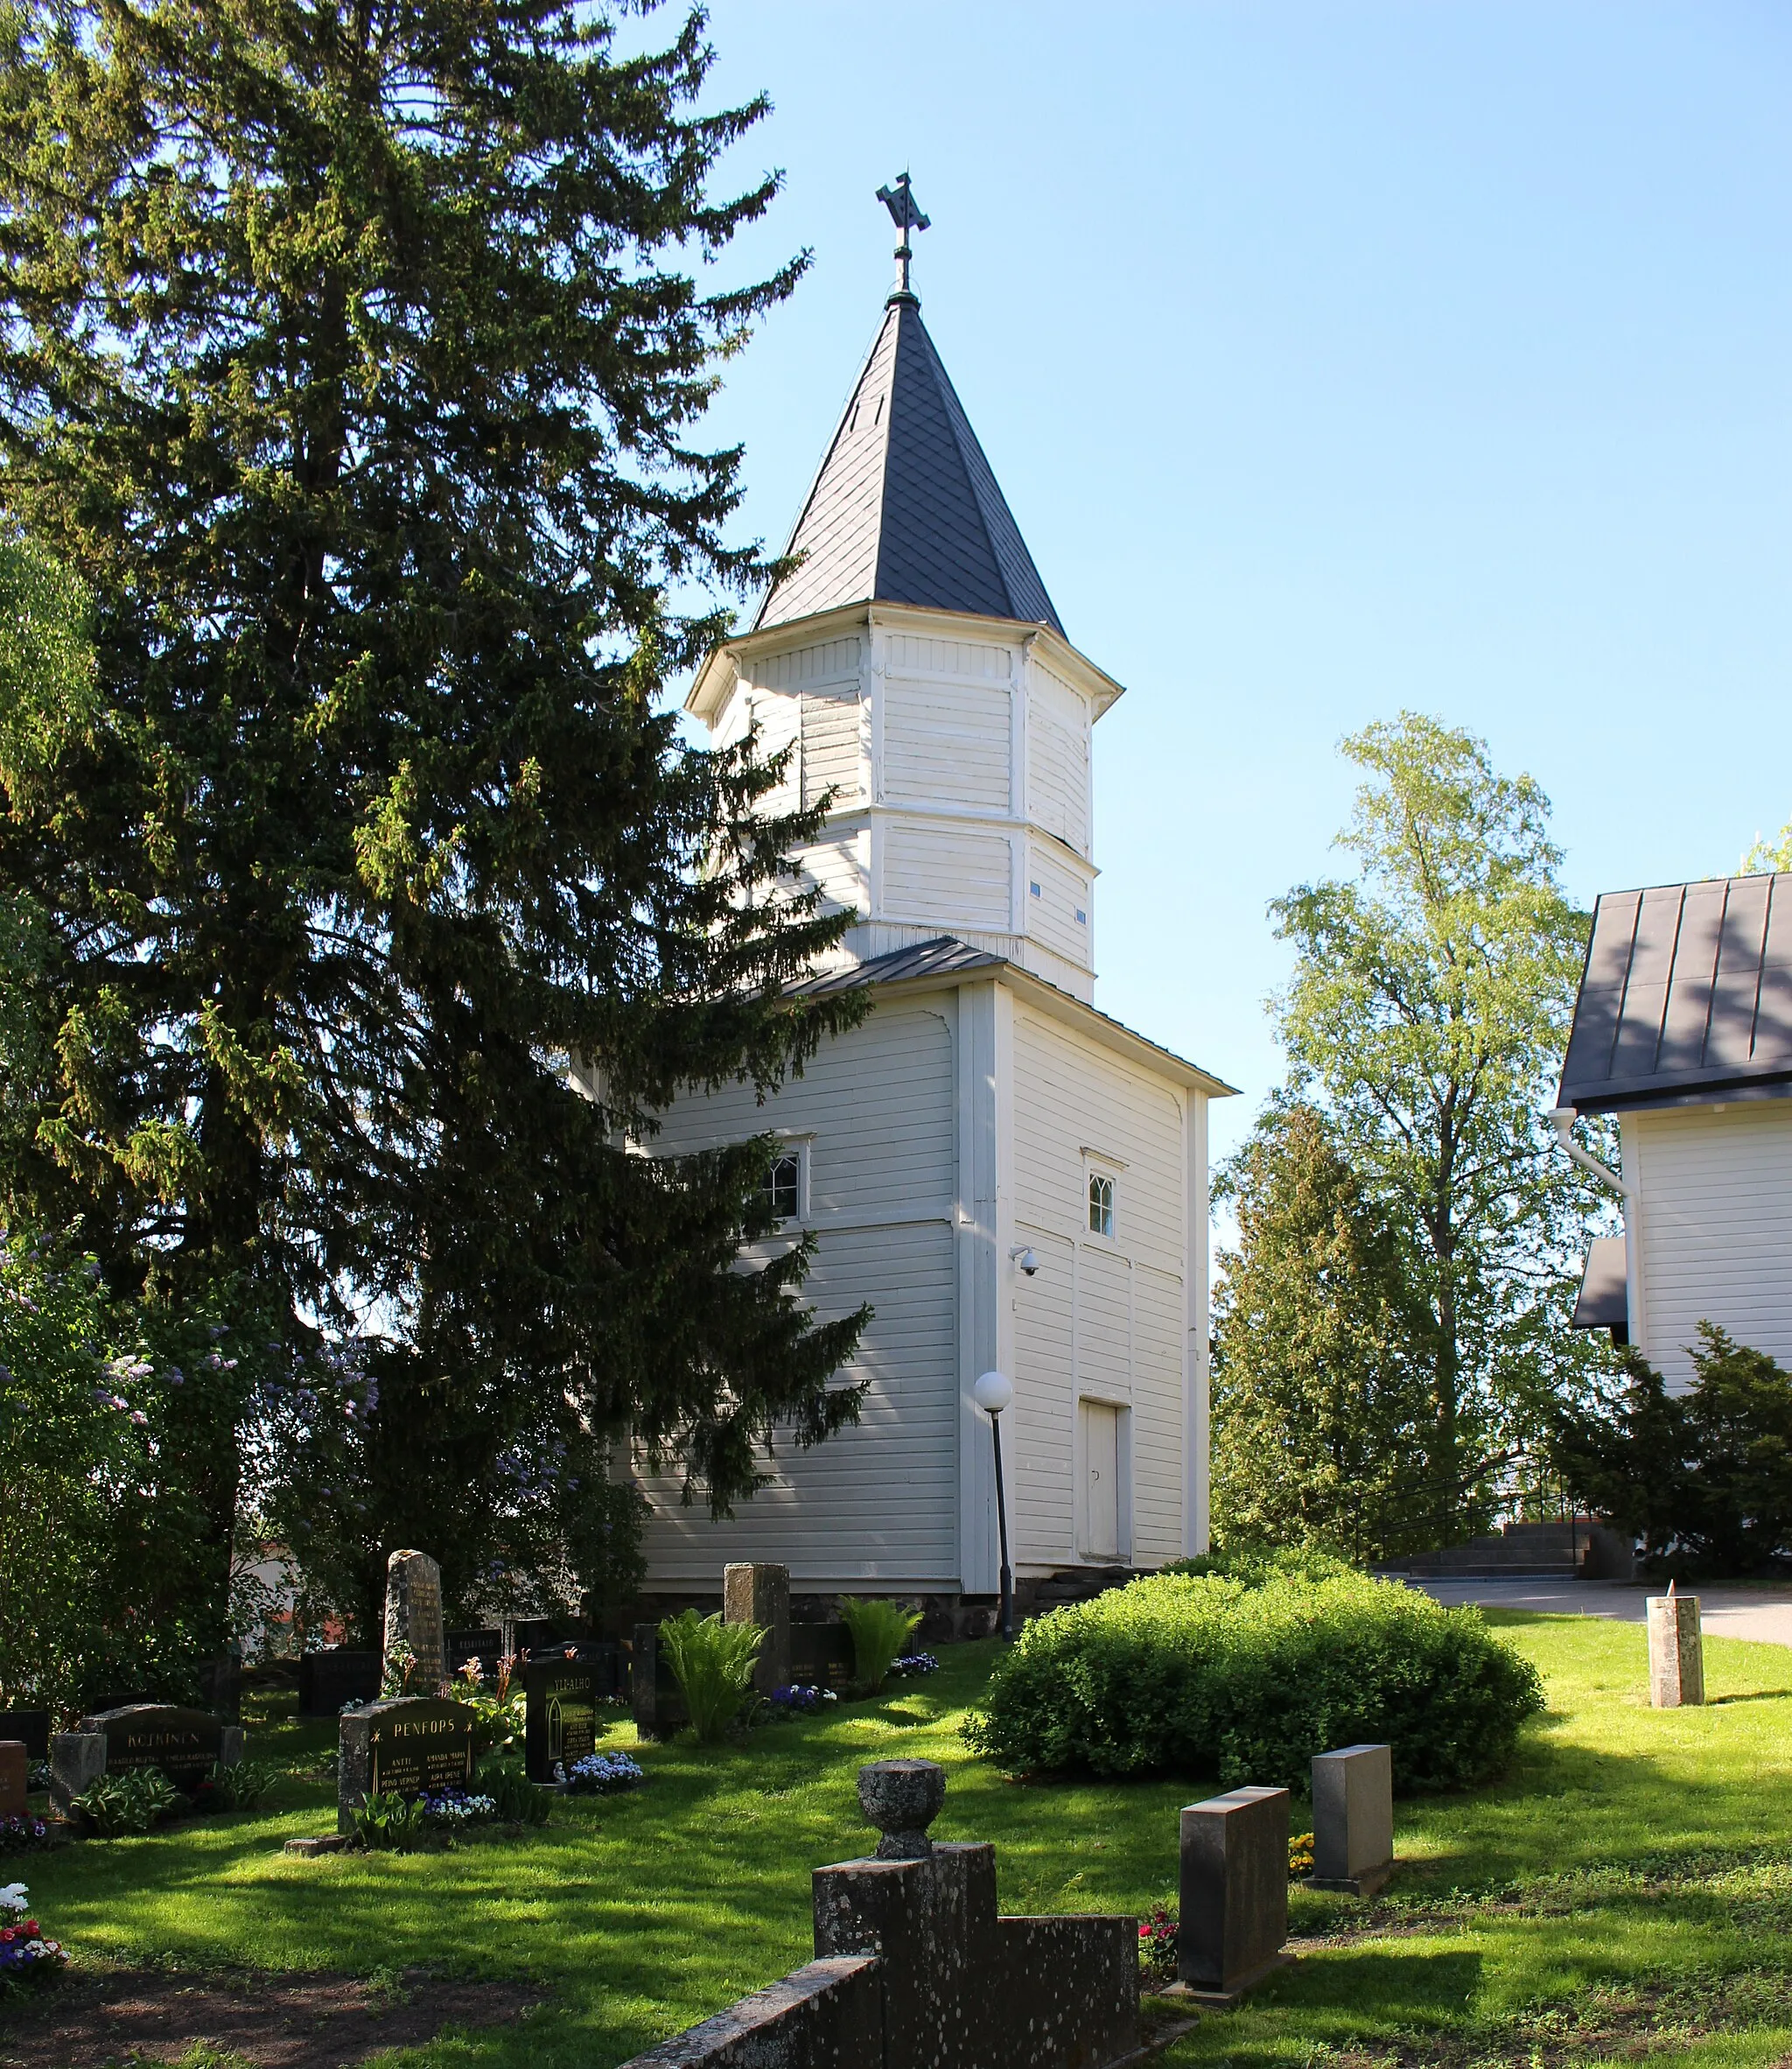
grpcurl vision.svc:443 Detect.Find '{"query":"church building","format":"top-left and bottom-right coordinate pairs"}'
top-left (638, 190), bottom-right (1234, 1604)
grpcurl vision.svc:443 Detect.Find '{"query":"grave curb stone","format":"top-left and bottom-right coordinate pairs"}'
top-left (1307, 1742), bottom-right (1394, 1896)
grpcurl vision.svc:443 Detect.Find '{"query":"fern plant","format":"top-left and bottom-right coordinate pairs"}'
top-left (658, 1610), bottom-right (763, 1743)
top-left (839, 1598), bottom-right (923, 1694)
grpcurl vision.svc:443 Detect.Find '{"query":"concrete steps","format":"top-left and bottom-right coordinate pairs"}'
top-left (1377, 1519), bottom-right (1592, 1582)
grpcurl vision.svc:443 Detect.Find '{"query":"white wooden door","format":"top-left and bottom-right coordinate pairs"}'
top-left (1082, 1400), bottom-right (1119, 1561)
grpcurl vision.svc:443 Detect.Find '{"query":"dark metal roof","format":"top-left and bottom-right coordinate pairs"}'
top-left (754, 296), bottom-right (1064, 637)
top-left (1571, 1238), bottom-right (1628, 1331)
top-left (1558, 873), bottom-right (1792, 1112)
top-left (788, 936), bottom-right (1006, 996)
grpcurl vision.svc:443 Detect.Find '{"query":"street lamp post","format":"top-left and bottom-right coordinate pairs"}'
top-left (974, 1370), bottom-right (1015, 1640)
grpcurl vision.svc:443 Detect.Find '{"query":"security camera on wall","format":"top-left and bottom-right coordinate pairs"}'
top-left (1010, 1246), bottom-right (1040, 1277)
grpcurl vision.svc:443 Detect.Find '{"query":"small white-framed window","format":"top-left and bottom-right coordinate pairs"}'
top-left (763, 1148), bottom-right (803, 1222)
top-left (1088, 1169), bottom-right (1115, 1238)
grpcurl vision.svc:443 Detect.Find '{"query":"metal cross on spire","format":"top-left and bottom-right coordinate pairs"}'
top-left (876, 172), bottom-right (930, 301)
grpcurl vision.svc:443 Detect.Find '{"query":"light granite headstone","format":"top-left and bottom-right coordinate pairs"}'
top-left (1648, 1589), bottom-right (1704, 1708)
top-left (724, 1561), bottom-right (791, 1695)
top-left (1309, 1743), bottom-right (1394, 1895)
top-left (382, 1547), bottom-right (447, 1694)
top-left (1176, 1785), bottom-right (1295, 2004)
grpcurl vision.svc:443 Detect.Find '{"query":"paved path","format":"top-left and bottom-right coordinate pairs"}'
top-left (1404, 1577), bottom-right (1792, 1649)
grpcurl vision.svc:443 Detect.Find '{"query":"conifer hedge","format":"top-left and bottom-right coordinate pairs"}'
top-left (963, 1565), bottom-right (1544, 1791)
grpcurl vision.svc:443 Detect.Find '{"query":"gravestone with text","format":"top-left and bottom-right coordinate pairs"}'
top-left (50, 1703), bottom-right (243, 1811)
top-left (338, 1696), bottom-right (476, 1832)
top-left (523, 1652), bottom-right (603, 1783)
top-left (382, 1548), bottom-right (447, 1694)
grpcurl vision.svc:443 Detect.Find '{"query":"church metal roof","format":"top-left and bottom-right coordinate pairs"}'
top-left (1557, 873), bottom-right (1792, 1112)
top-left (788, 936), bottom-right (1006, 995)
top-left (753, 295), bottom-right (1065, 638)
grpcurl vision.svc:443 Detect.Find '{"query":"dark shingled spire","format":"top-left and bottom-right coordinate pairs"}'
top-left (754, 297), bottom-right (1064, 637)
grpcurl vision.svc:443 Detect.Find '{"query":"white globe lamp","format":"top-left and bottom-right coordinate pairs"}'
top-left (973, 1369), bottom-right (1013, 1416)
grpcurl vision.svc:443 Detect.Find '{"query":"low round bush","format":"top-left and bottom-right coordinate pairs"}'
top-left (963, 1567), bottom-right (1544, 1790)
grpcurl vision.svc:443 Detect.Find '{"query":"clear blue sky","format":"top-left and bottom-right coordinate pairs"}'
top-left (676, 1), bottom-right (1791, 1166)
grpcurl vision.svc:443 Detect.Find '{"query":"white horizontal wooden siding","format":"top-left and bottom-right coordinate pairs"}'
top-left (1631, 1103), bottom-right (1792, 1392)
top-left (1026, 663), bottom-right (1091, 858)
top-left (1008, 1005), bottom-right (1187, 1571)
top-left (882, 823), bottom-right (1012, 932)
top-left (637, 994), bottom-right (961, 1586)
top-left (882, 673), bottom-right (1012, 814)
top-left (1026, 840), bottom-right (1093, 970)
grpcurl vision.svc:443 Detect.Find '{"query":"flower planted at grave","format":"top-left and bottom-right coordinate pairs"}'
top-left (1137, 1905), bottom-right (1178, 1988)
top-left (1289, 1830), bottom-right (1314, 1879)
top-left (0, 1817), bottom-right (53, 1858)
top-left (890, 1652), bottom-right (940, 1678)
top-left (766, 1684), bottom-right (838, 1716)
top-left (0, 1886), bottom-right (66, 1991)
top-left (563, 1751), bottom-right (645, 1795)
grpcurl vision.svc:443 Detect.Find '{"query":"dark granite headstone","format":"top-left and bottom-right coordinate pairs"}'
top-left (790, 1623), bottom-right (856, 1691)
top-left (448, 1628), bottom-right (502, 1678)
top-left (0, 1710), bottom-right (50, 1761)
top-left (298, 1648), bottom-right (381, 1715)
top-left (1176, 1784), bottom-right (1294, 2003)
top-left (513, 1617), bottom-right (566, 1656)
top-left (523, 1654), bottom-right (602, 1783)
top-left (1310, 1743), bottom-right (1394, 1896)
top-left (80, 1704), bottom-right (228, 1792)
top-left (338, 1696), bottom-right (476, 1833)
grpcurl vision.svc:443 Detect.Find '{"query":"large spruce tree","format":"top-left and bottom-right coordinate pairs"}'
top-left (0, 2), bottom-right (868, 1636)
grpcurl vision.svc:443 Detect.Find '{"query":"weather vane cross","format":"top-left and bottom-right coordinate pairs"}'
top-left (876, 172), bottom-right (930, 298)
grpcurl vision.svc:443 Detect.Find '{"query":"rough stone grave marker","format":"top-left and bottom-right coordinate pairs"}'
top-left (523, 1652), bottom-right (602, 1784)
top-left (0, 1742), bottom-right (25, 1819)
top-left (338, 1696), bottom-right (476, 1833)
top-left (724, 1561), bottom-right (791, 1695)
top-left (382, 1548), bottom-right (447, 1694)
top-left (1309, 1743), bottom-right (1393, 1895)
top-left (1175, 1784), bottom-right (1295, 2004)
top-left (1648, 1587), bottom-right (1704, 1708)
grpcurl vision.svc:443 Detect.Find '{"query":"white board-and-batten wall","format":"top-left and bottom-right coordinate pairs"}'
top-left (634, 974), bottom-right (1211, 1592)
top-left (1620, 1102), bottom-right (1792, 1392)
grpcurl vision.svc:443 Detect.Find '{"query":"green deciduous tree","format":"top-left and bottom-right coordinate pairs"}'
top-left (1270, 713), bottom-right (1608, 1535)
top-left (1211, 1102), bottom-right (1439, 1561)
top-left (1742, 821), bottom-right (1792, 874)
top-left (0, 2), bottom-right (868, 1638)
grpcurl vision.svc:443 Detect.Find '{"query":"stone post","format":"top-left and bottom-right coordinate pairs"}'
top-left (0, 1742), bottom-right (25, 1820)
top-left (724, 1561), bottom-right (791, 1696)
top-left (1309, 1743), bottom-right (1394, 1895)
top-left (382, 1548), bottom-right (447, 1694)
top-left (48, 1731), bottom-right (107, 1813)
top-left (1176, 1785), bottom-right (1295, 2004)
top-left (1648, 1589), bottom-right (1704, 1707)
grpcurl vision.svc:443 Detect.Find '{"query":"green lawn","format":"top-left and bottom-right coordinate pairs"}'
top-left (9, 1614), bottom-right (1792, 2067)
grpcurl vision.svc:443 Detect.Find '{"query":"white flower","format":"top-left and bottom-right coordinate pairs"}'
top-left (0, 1883), bottom-right (29, 1913)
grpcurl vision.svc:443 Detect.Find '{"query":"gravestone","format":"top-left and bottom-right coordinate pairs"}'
top-left (724, 1562), bottom-right (792, 1696)
top-left (448, 1628), bottom-right (502, 1678)
top-left (790, 1622), bottom-right (856, 1692)
top-left (523, 1652), bottom-right (602, 1783)
top-left (1309, 1743), bottom-right (1394, 1895)
top-left (1648, 1589), bottom-right (1704, 1708)
top-left (298, 1648), bottom-right (381, 1716)
top-left (0, 1711), bottom-right (49, 1762)
top-left (0, 1743), bottom-right (24, 1820)
top-left (513, 1617), bottom-right (565, 1655)
top-left (382, 1548), bottom-right (447, 1694)
top-left (1175, 1785), bottom-right (1295, 2004)
top-left (338, 1696), bottom-right (476, 1833)
top-left (51, 1703), bottom-right (243, 1811)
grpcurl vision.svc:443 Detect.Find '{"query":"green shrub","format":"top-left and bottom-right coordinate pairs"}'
top-left (839, 1597), bottom-right (922, 1694)
top-left (658, 1610), bottom-right (762, 1742)
top-left (475, 1757), bottom-right (552, 1827)
top-left (72, 1768), bottom-right (183, 1834)
top-left (352, 1789), bottom-right (425, 1851)
top-left (203, 1757), bottom-right (280, 1811)
top-left (963, 1568), bottom-right (1544, 1791)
